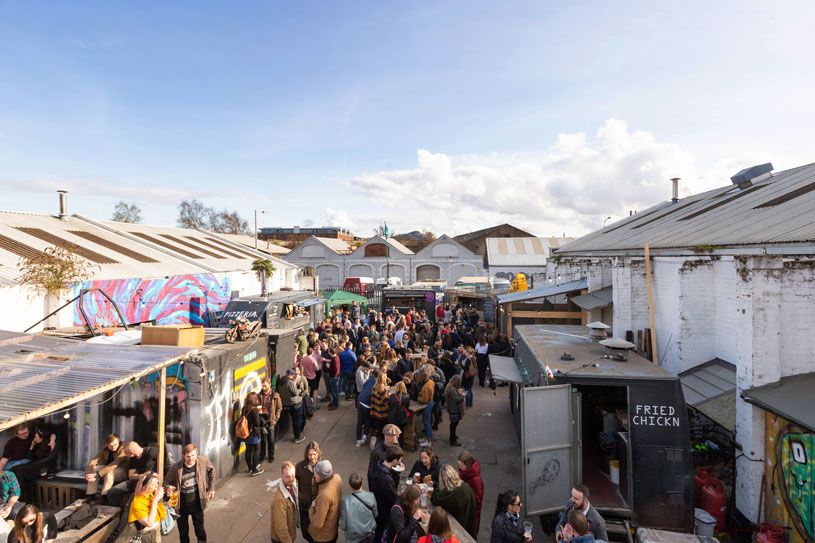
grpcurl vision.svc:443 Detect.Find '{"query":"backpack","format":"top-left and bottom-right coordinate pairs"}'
top-left (235, 414), bottom-right (250, 440)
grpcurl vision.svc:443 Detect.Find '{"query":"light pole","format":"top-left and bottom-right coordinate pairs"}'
top-left (603, 216), bottom-right (612, 227)
top-left (254, 210), bottom-right (268, 249)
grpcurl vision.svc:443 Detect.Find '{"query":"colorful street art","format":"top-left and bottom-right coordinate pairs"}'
top-left (765, 412), bottom-right (815, 543)
top-left (71, 273), bottom-right (232, 328)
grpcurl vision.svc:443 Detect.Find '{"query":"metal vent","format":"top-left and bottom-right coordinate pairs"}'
top-left (205, 237), bottom-right (258, 258)
top-left (16, 228), bottom-right (120, 264)
top-left (754, 181), bottom-right (815, 209)
top-left (183, 236), bottom-right (245, 259)
top-left (132, 233), bottom-right (202, 259)
top-left (159, 234), bottom-right (225, 259)
top-left (0, 234), bottom-right (47, 260)
top-left (678, 184), bottom-right (767, 221)
top-left (69, 231), bottom-right (160, 263)
top-left (731, 163), bottom-right (773, 185)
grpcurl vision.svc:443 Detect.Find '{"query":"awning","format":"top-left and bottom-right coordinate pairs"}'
top-left (679, 358), bottom-right (737, 431)
top-left (497, 278), bottom-right (587, 304)
top-left (743, 372), bottom-right (815, 432)
top-left (571, 286), bottom-right (613, 310)
top-left (295, 298), bottom-right (326, 307)
top-left (489, 355), bottom-right (526, 383)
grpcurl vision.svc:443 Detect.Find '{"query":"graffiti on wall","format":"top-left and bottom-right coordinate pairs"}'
top-left (72, 274), bottom-right (232, 328)
top-left (765, 413), bottom-right (815, 543)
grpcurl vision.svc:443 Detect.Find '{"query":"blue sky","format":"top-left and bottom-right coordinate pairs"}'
top-left (2, 1), bottom-right (814, 238)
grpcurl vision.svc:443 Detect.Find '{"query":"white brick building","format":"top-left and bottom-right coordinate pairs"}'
top-left (284, 234), bottom-right (484, 289)
top-left (546, 162), bottom-right (815, 529)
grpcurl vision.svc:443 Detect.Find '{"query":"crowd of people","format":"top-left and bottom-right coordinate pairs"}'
top-left (0, 301), bottom-right (610, 543)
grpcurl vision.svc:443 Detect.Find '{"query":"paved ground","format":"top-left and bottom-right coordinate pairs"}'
top-left (162, 385), bottom-right (547, 543)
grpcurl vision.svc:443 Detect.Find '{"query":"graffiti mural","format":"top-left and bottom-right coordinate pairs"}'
top-left (765, 412), bottom-right (815, 543)
top-left (71, 274), bottom-right (232, 328)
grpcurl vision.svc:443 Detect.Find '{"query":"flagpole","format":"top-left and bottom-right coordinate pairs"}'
top-left (385, 222), bottom-right (390, 281)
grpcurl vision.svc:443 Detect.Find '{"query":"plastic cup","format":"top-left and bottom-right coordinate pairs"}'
top-left (523, 521), bottom-right (533, 540)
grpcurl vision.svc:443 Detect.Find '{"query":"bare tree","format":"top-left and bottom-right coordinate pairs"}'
top-left (177, 199), bottom-right (212, 229)
top-left (111, 201), bottom-right (143, 223)
top-left (210, 209), bottom-right (249, 234)
top-left (373, 224), bottom-right (394, 238)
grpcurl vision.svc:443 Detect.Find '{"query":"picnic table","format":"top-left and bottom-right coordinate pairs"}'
top-left (418, 504), bottom-right (477, 543)
top-left (403, 401), bottom-right (429, 452)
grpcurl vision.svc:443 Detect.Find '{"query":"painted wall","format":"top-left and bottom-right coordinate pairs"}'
top-left (764, 412), bottom-right (814, 543)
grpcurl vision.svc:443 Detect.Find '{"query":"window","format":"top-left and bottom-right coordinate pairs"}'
top-left (364, 243), bottom-right (388, 257)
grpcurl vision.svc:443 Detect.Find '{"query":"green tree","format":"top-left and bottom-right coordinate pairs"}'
top-left (17, 246), bottom-right (99, 296)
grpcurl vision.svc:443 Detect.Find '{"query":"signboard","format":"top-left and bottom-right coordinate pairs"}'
top-left (218, 300), bottom-right (272, 327)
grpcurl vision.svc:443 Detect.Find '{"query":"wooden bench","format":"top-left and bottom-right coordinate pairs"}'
top-left (55, 505), bottom-right (120, 543)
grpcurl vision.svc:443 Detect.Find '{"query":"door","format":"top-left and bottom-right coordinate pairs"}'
top-left (522, 384), bottom-right (581, 515)
top-left (416, 264), bottom-right (441, 281)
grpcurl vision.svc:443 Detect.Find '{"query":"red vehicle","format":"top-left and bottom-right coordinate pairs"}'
top-left (343, 277), bottom-right (375, 297)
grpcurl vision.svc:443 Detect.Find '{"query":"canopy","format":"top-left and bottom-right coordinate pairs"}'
top-left (743, 372), bottom-right (815, 432)
top-left (571, 286), bottom-right (614, 310)
top-left (323, 290), bottom-right (368, 309)
top-left (489, 355), bottom-right (527, 384)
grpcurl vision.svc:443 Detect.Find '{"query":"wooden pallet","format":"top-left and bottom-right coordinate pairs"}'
top-left (35, 479), bottom-right (87, 510)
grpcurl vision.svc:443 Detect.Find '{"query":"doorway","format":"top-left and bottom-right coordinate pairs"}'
top-left (575, 384), bottom-right (630, 509)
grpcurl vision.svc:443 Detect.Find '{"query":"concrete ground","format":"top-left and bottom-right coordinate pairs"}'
top-left (162, 385), bottom-right (547, 543)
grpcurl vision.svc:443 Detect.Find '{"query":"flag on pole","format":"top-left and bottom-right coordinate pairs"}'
top-left (384, 222), bottom-right (389, 239)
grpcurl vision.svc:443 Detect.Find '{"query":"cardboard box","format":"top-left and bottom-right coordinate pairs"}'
top-left (141, 324), bottom-right (205, 347)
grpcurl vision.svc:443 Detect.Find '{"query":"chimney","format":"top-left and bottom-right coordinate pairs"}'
top-left (671, 178), bottom-right (680, 203)
top-left (58, 190), bottom-right (68, 220)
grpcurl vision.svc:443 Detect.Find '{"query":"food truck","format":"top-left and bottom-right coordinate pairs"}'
top-left (490, 325), bottom-right (693, 532)
top-left (218, 291), bottom-right (324, 330)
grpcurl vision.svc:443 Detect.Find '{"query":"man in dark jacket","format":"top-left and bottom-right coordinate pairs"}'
top-left (555, 484), bottom-right (608, 543)
top-left (368, 446), bottom-right (404, 541)
top-left (367, 425), bottom-right (401, 483)
top-left (164, 443), bottom-right (216, 543)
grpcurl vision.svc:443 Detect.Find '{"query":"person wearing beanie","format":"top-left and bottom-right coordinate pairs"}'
top-left (308, 460), bottom-right (343, 543)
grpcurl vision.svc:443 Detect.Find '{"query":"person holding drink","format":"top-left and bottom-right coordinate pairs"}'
top-left (490, 490), bottom-right (528, 543)
top-left (164, 443), bottom-right (216, 543)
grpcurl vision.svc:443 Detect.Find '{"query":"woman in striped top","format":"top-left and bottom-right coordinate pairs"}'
top-left (369, 372), bottom-right (391, 442)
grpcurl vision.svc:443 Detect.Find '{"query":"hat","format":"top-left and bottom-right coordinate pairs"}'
top-left (314, 460), bottom-right (333, 479)
top-left (383, 424), bottom-right (402, 436)
top-left (285, 369), bottom-right (296, 376)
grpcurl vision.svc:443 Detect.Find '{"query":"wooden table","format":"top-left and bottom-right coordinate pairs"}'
top-left (55, 505), bottom-right (120, 543)
top-left (403, 401), bottom-right (429, 452)
top-left (418, 504), bottom-right (477, 543)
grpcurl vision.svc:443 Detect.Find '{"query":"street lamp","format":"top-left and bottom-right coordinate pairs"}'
top-left (254, 210), bottom-right (268, 249)
top-left (603, 216), bottom-right (612, 227)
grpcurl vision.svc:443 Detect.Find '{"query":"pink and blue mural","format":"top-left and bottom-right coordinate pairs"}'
top-left (72, 273), bottom-right (232, 327)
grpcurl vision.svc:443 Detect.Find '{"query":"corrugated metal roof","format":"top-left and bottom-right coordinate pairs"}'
top-left (486, 237), bottom-right (574, 266)
top-left (679, 358), bottom-right (736, 407)
top-left (557, 162), bottom-right (815, 255)
top-left (0, 330), bottom-right (196, 430)
top-left (217, 233), bottom-right (289, 255)
top-left (496, 278), bottom-right (587, 303)
top-left (0, 213), bottom-right (209, 283)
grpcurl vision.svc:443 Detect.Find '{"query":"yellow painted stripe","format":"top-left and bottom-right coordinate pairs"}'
top-left (234, 372), bottom-right (265, 392)
top-left (234, 358), bottom-right (266, 380)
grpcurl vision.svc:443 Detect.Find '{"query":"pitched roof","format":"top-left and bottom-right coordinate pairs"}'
top-left (351, 236), bottom-right (414, 256)
top-left (414, 235), bottom-right (479, 258)
top-left (486, 237), bottom-right (574, 266)
top-left (217, 233), bottom-right (289, 255)
top-left (557, 162), bottom-right (815, 255)
top-left (454, 223), bottom-right (534, 242)
top-left (313, 237), bottom-right (352, 254)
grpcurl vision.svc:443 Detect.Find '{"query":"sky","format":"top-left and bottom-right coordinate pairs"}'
top-left (2, 1), bottom-right (814, 239)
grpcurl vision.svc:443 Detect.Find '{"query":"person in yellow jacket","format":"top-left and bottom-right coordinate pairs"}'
top-left (270, 462), bottom-right (299, 543)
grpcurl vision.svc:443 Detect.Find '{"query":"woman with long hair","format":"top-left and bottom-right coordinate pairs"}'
top-left (457, 451), bottom-right (484, 531)
top-left (386, 484), bottom-right (427, 543)
top-left (388, 380), bottom-right (411, 441)
top-left (240, 391), bottom-right (264, 476)
top-left (461, 348), bottom-right (476, 408)
top-left (8, 504), bottom-right (57, 543)
top-left (409, 446), bottom-right (441, 486)
top-left (444, 375), bottom-right (465, 447)
top-left (417, 507), bottom-right (461, 543)
top-left (417, 365), bottom-right (436, 447)
top-left (369, 372), bottom-right (391, 447)
top-left (295, 441), bottom-right (322, 543)
top-left (490, 490), bottom-right (524, 543)
top-left (128, 472), bottom-right (166, 539)
top-left (430, 465), bottom-right (477, 539)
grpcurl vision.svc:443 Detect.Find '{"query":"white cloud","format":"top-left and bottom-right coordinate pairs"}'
top-left (341, 118), bottom-right (778, 237)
